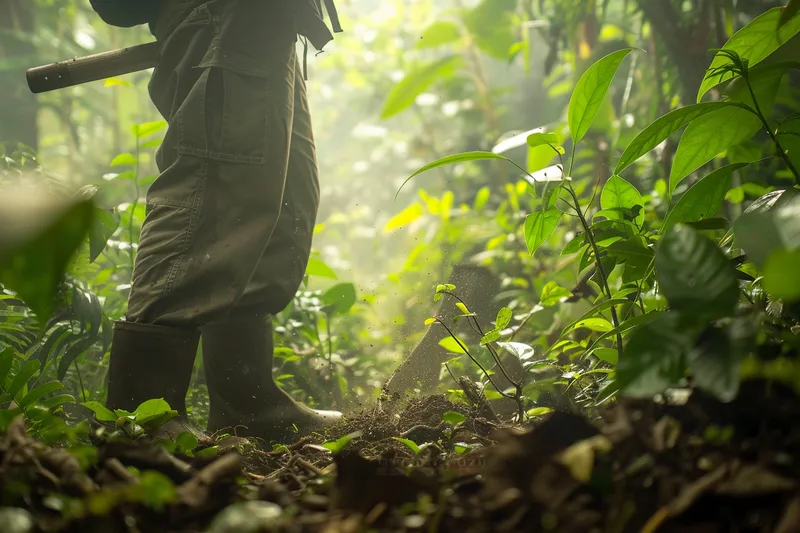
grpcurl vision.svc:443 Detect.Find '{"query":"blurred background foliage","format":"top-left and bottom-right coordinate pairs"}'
top-left (1, 0), bottom-right (798, 428)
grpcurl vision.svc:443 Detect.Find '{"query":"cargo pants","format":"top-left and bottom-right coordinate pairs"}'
top-left (127, 0), bottom-right (319, 326)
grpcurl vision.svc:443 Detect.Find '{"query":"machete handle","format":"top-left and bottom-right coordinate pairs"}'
top-left (26, 42), bottom-right (160, 94)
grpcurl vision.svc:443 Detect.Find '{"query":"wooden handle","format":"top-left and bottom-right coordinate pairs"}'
top-left (26, 42), bottom-right (160, 94)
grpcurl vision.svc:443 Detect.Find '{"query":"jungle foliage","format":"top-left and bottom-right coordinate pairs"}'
top-left (0, 0), bottom-right (799, 508)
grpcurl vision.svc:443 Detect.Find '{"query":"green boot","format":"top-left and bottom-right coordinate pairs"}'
top-left (106, 321), bottom-right (207, 441)
top-left (201, 315), bottom-right (341, 443)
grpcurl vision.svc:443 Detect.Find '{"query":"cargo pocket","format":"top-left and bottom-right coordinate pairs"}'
top-left (175, 49), bottom-right (274, 165)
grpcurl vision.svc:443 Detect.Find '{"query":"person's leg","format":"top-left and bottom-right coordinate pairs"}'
top-left (105, 1), bottom-right (300, 437)
top-left (201, 53), bottom-right (341, 443)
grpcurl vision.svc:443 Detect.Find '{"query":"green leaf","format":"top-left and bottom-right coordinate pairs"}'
top-left (110, 153), bottom-right (137, 167)
top-left (89, 208), bottom-right (120, 263)
top-left (655, 225), bottom-right (740, 318)
top-left (133, 398), bottom-right (176, 427)
top-left (82, 401), bottom-right (117, 422)
top-left (397, 151), bottom-right (514, 197)
top-left (480, 330), bottom-right (501, 344)
top-left (539, 280), bottom-right (572, 306)
top-left (18, 381), bottom-right (62, 408)
top-left (0, 348), bottom-right (13, 385)
top-left (497, 341), bottom-right (535, 361)
top-left (568, 48), bottom-right (635, 143)
top-left (322, 283), bottom-right (357, 316)
top-left (618, 313), bottom-right (692, 398)
top-left (442, 411), bottom-right (466, 425)
top-left (322, 431), bottom-right (362, 454)
top-left (8, 360), bottom-right (40, 398)
top-left (669, 106), bottom-right (761, 193)
top-left (615, 102), bottom-right (740, 174)
top-left (663, 163), bottom-right (748, 231)
top-left (384, 203), bottom-right (424, 231)
top-left (463, 0), bottom-right (517, 60)
top-left (416, 21), bottom-right (462, 49)
top-left (524, 208), bottom-right (563, 255)
top-left (526, 407), bottom-right (553, 417)
top-left (725, 62), bottom-right (789, 117)
top-left (600, 175), bottom-right (644, 226)
top-left (780, 0), bottom-right (800, 29)
top-left (40, 394), bottom-right (75, 410)
top-left (526, 132), bottom-right (560, 149)
top-left (305, 257), bottom-right (338, 279)
top-left (132, 120), bottom-right (167, 138)
top-left (392, 437), bottom-right (421, 454)
top-left (439, 336), bottom-right (467, 353)
top-left (734, 196), bottom-right (800, 268)
top-left (571, 318), bottom-right (614, 333)
top-left (594, 348), bottom-right (618, 365)
top-left (0, 198), bottom-right (95, 323)
top-left (763, 249), bottom-right (800, 301)
top-left (495, 307), bottom-right (512, 330)
top-left (698, 7), bottom-right (800, 101)
top-left (175, 431), bottom-right (199, 452)
top-left (689, 322), bottom-right (751, 402)
top-left (381, 56), bottom-right (461, 119)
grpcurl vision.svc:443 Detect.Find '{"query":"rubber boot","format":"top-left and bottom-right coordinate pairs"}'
top-left (106, 321), bottom-right (206, 441)
top-left (201, 315), bottom-right (342, 443)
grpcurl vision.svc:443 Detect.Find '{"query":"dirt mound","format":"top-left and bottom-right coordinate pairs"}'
top-left (3, 382), bottom-right (800, 532)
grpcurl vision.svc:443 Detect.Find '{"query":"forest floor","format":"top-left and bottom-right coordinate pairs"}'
top-left (3, 380), bottom-right (800, 533)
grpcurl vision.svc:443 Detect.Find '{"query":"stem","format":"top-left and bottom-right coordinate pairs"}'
top-left (744, 74), bottom-right (800, 186)
top-left (564, 185), bottom-right (624, 361)
top-left (433, 319), bottom-right (515, 401)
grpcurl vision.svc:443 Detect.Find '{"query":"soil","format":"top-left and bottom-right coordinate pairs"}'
top-left (3, 379), bottom-right (800, 533)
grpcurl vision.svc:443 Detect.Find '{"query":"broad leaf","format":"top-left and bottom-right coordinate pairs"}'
top-left (526, 132), bottom-right (560, 149)
top-left (0, 348), bottom-right (13, 385)
top-left (384, 203), bottom-right (423, 232)
top-left (19, 381), bottom-right (63, 408)
top-left (698, 7), bottom-right (800, 101)
top-left (781, 0), bottom-right (800, 28)
top-left (495, 307), bottom-right (512, 329)
top-left (655, 225), bottom-right (740, 318)
top-left (663, 163), bottom-right (749, 231)
top-left (600, 175), bottom-right (644, 226)
top-left (110, 153), bottom-right (137, 167)
top-left (618, 313), bottom-right (692, 398)
top-left (734, 196), bottom-right (800, 268)
top-left (305, 257), bottom-right (337, 279)
top-left (763, 249), bottom-right (800, 301)
top-left (381, 56), bottom-right (461, 119)
top-left (89, 208), bottom-right (120, 263)
top-left (497, 342), bottom-right (535, 361)
top-left (615, 102), bottom-right (740, 174)
top-left (7, 360), bottom-right (40, 398)
top-left (132, 120), bottom-right (167, 138)
top-left (725, 62), bottom-right (790, 117)
top-left (669, 106), bottom-right (761, 193)
top-left (0, 197), bottom-right (95, 322)
top-left (322, 283), bottom-right (357, 316)
top-left (568, 48), bottom-right (635, 143)
top-left (524, 208), bottom-right (563, 255)
top-left (82, 400), bottom-right (117, 422)
top-left (439, 336), bottom-right (467, 353)
top-left (689, 319), bottom-right (754, 402)
top-left (539, 281), bottom-right (572, 306)
top-left (463, 0), bottom-right (517, 60)
top-left (392, 437), bottom-right (421, 455)
top-left (416, 21), bottom-right (461, 49)
top-left (442, 411), bottom-right (466, 425)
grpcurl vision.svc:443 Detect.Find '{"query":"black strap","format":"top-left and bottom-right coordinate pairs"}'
top-left (323, 0), bottom-right (342, 33)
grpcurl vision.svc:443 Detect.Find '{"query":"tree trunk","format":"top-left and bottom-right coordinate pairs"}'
top-left (0, 0), bottom-right (38, 151)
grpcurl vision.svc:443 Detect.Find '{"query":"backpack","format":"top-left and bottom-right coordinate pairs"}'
top-left (89, 0), bottom-right (162, 27)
